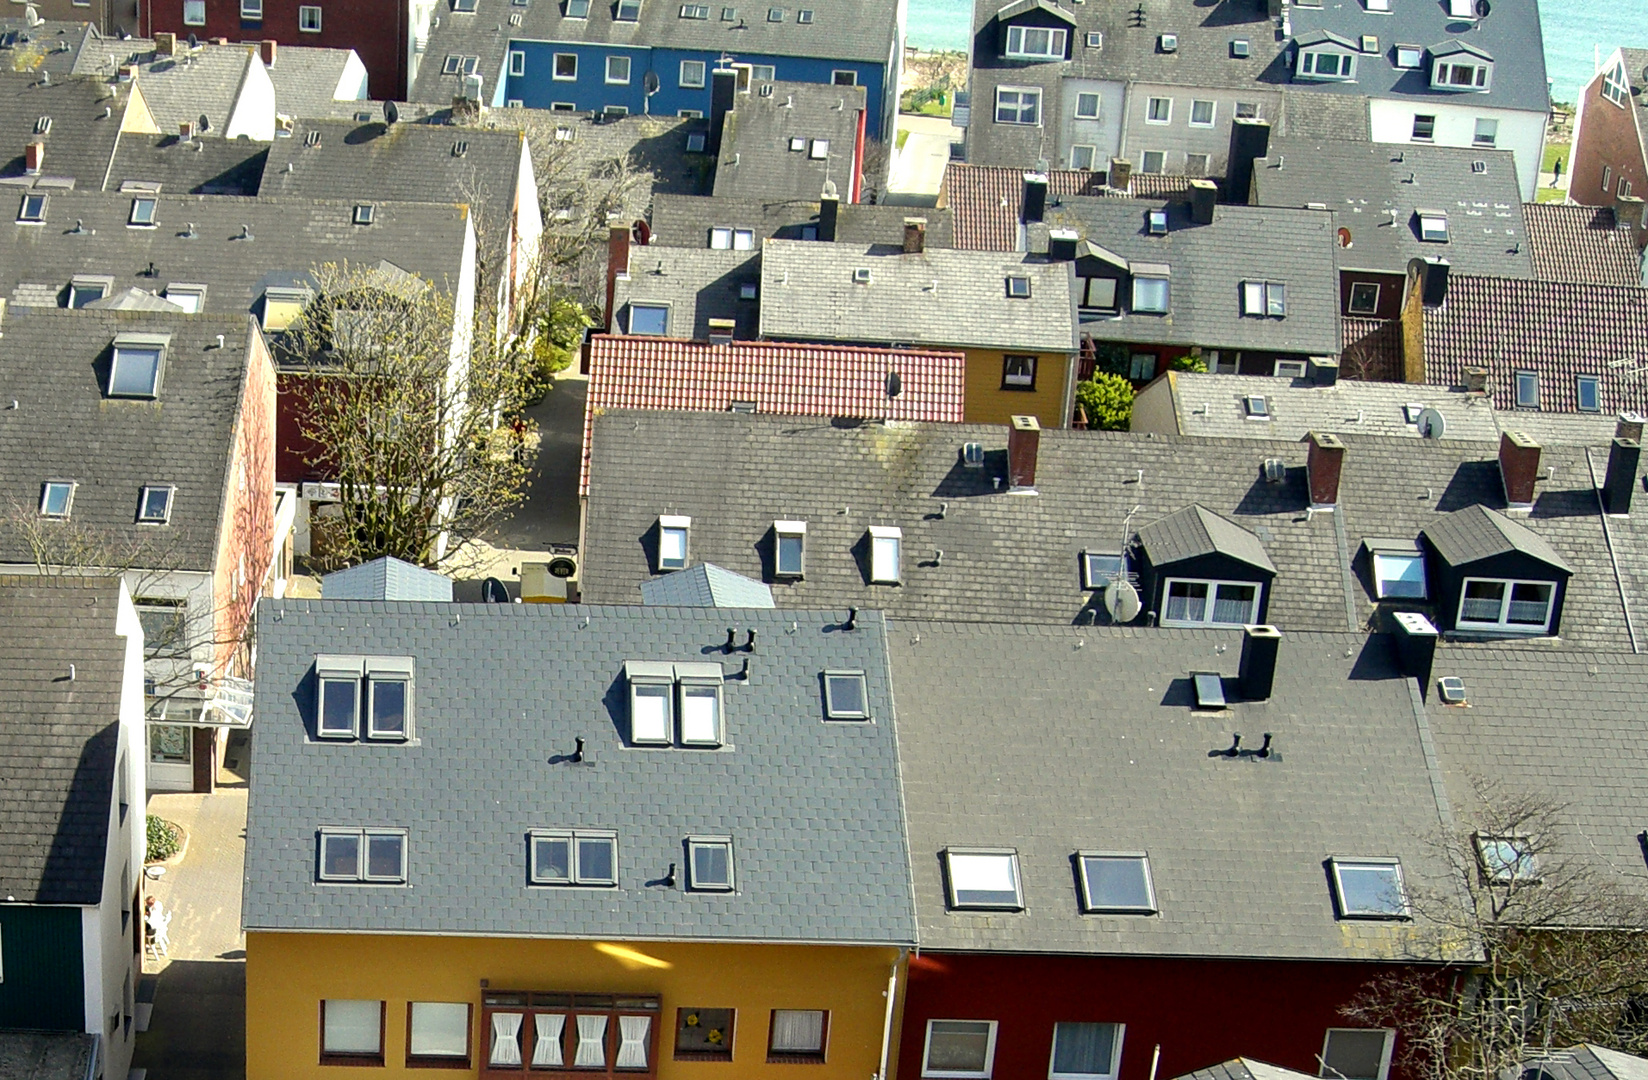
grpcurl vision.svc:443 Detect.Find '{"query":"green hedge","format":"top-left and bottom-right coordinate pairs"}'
top-left (146, 816), bottom-right (181, 863)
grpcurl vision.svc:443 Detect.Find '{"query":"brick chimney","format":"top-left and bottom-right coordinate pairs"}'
top-left (1305, 431), bottom-right (1345, 508)
top-left (902, 217), bottom-right (927, 254)
top-left (1047, 227), bottom-right (1078, 260)
top-left (1107, 157), bottom-right (1132, 192)
top-left (603, 219), bottom-right (631, 333)
top-left (1616, 412), bottom-right (1645, 443)
top-left (817, 191), bottom-right (838, 241)
top-left (260, 39), bottom-right (278, 67)
top-left (24, 141), bottom-right (43, 174)
top-left (1021, 172), bottom-right (1048, 223)
top-left (1498, 430), bottom-right (1541, 509)
top-left (154, 31), bottom-right (177, 56)
top-left (1188, 178), bottom-right (1217, 225)
top-left (1462, 367), bottom-right (1488, 394)
top-left (1007, 415), bottom-right (1040, 492)
top-left (179, 119), bottom-right (194, 141)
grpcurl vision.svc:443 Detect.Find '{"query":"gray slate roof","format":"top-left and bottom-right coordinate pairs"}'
top-left (1138, 504), bottom-right (1277, 573)
top-left (640, 563), bottom-right (775, 607)
top-left (1423, 503), bottom-right (1572, 572)
top-left (758, 239), bottom-right (1077, 352)
top-left (610, 247), bottom-right (760, 340)
top-left (0, 69), bottom-right (122, 187)
top-left (891, 621), bottom-right (1459, 959)
top-left (1522, 1046), bottom-right (1648, 1080)
top-left (104, 134), bottom-right (269, 195)
top-left (322, 557), bottom-right (455, 601)
top-left (244, 601), bottom-right (917, 944)
top-left (73, 40), bottom-right (253, 136)
top-left (712, 82), bottom-right (867, 202)
top-left (0, 577), bottom-right (125, 906)
top-left (0, 191), bottom-right (471, 321)
top-left (0, 309), bottom-right (255, 571)
top-left (1042, 197), bottom-right (1341, 355)
top-left (1250, 139), bottom-right (1531, 278)
top-left (650, 194), bottom-right (955, 248)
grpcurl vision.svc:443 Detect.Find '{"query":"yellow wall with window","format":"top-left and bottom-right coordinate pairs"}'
top-left (246, 931), bottom-right (902, 1079)
top-left (962, 349), bottom-right (1073, 427)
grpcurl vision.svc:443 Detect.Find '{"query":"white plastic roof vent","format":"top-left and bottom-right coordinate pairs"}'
top-left (1438, 676), bottom-right (1467, 704)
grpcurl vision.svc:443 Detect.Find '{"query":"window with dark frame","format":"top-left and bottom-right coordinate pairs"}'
top-left (318, 828), bottom-right (406, 884)
top-left (676, 1007), bottom-right (734, 1060)
top-left (1348, 281), bottom-right (1380, 314)
top-left (1002, 354), bottom-right (1036, 389)
top-left (320, 1000), bottom-right (385, 1066)
top-left (530, 829), bottom-right (618, 886)
top-left (767, 1010), bottom-right (827, 1063)
top-left (407, 1002), bottom-right (471, 1067)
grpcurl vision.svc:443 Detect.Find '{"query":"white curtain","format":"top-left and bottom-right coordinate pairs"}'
top-left (409, 1002), bottom-right (469, 1058)
top-left (531, 1013), bottom-right (566, 1067)
top-left (489, 1012), bottom-right (523, 1067)
top-left (575, 1014), bottom-right (608, 1068)
top-left (616, 1015), bottom-right (651, 1069)
top-left (323, 1000), bottom-right (381, 1054)
top-left (771, 1009), bottom-right (824, 1053)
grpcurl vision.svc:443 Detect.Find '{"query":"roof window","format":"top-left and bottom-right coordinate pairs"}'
top-left (17, 192), bottom-right (46, 223)
top-left (451, 0), bottom-right (477, 10)
top-left (1369, 544), bottom-right (1426, 599)
top-left (315, 655), bottom-right (364, 738)
top-left (822, 670), bottom-right (868, 719)
top-left (774, 519), bottom-right (805, 578)
top-left (1438, 676), bottom-right (1466, 704)
top-left (629, 303), bottom-right (670, 336)
top-left (164, 283), bottom-right (206, 313)
top-left (686, 132), bottom-right (707, 152)
top-left (868, 525), bottom-right (902, 584)
top-left (353, 203), bottom-right (375, 225)
top-left (1006, 275), bottom-right (1032, 298)
top-left (39, 481), bottom-right (75, 518)
top-left (1242, 281), bottom-right (1286, 317)
top-left (1514, 370), bottom-right (1539, 408)
top-left (680, 2), bottom-right (709, 13)
top-left (1077, 852), bottom-right (1156, 913)
top-left (1147, 208), bottom-right (1168, 234)
top-left (738, 282), bottom-right (758, 301)
top-left (616, 0), bottom-right (641, 18)
top-left (853, 267), bottom-right (873, 284)
top-left (318, 828), bottom-right (407, 884)
top-left (69, 275), bottom-right (112, 308)
top-left (796, 6), bottom-right (811, 20)
top-left (656, 514), bottom-right (690, 570)
top-left (709, 226), bottom-right (754, 250)
top-left (1158, 32), bottom-right (1177, 51)
top-left (1132, 270), bottom-right (1169, 313)
top-left (809, 139), bottom-right (829, 159)
top-left (365, 658), bottom-right (414, 740)
top-left (263, 286), bottom-right (313, 331)
top-left (128, 197), bottom-right (157, 227)
top-left (1417, 210), bottom-right (1448, 242)
top-left (1395, 43), bottom-right (1422, 67)
top-left (624, 661), bottom-right (675, 745)
top-left (530, 829), bottom-right (618, 886)
top-left (1330, 857), bottom-right (1409, 919)
top-left (137, 485), bottom-right (175, 524)
top-left (944, 849), bottom-right (1023, 910)
top-left (1230, 38), bottom-right (1249, 57)
top-left (1080, 551), bottom-right (1123, 590)
top-left (676, 662), bottom-right (724, 747)
top-left (1361, 34), bottom-right (1378, 52)
top-left (1577, 375), bottom-right (1600, 412)
top-left (1243, 394), bottom-right (1269, 418)
top-left (566, 0), bottom-right (590, 13)
top-left (1475, 834), bottom-right (1537, 884)
top-left (1366, 0), bottom-right (1390, 8)
top-left (35, 116), bottom-right (51, 135)
top-left (687, 836), bottom-right (735, 890)
top-left (109, 333), bottom-right (168, 398)
top-left (1193, 673), bottom-right (1225, 708)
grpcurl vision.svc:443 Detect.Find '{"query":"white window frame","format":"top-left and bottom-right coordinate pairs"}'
top-left (994, 86), bottom-right (1041, 125)
top-left (831, 68), bottom-right (857, 85)
top-left (629, 302), bottom-right (670, 336)
top-left (1371, 551), bottom-right (1427, 599)
top-left (529, 829), bottom-right (618, 886)
top-left (809, 138), bottom-right (829, 159)
top-left (921, 1019), bottom-right (998, 1079)
top-left (774, 520), bottom-right (806, 578)
top-left (137, 485), bottom-right (175, 524)
top-left (165, 284), bottom-right (206, 313)
top-left (182, 0), bottom-right (206, 22)
top-left (1076, 852), bottom-right (1156, 914)
top-left (1145, 96), bottom-right (1171, 123)
top-left (687, 835), bottom-right (735, 891)
top-left (316, 655), bottom-right (364, 738)
top-left (299, 4), bottom-right (322, 29)
top-left (1456, 577), bottom-right (1556, 633)
top-left (69, 276), bottom-right (111, 308)
top-left (1329, 857), bottom-right (1409, 919)
top-left (1074, 92), bottom-right (1100, 119)
top-left (680, 58), bottom-right (706, 87)
top-left (1048, 1021), bottom-right (1126, 1080)
top-left (676, 666), bottom-right (724, 747)
top-left (943, 848), bottom-right (1023, 910)
top-left (1348, 281), bottom-right (1380, 314)
top-left (1004, 24), bottom-right (1067, 58)
top-left (365, 659), bottom-right (413, 741)
top-left (624, 661), bottom-right (674, 745)
top-left (1418, 211), bottom-right (1448, 242)
top-left (109, 337), bottom-right (166, 397)
top-left (1140, 150), bottom-right (1165, 174)
top-left (615, 0), bottom-right (640, 16)
top-left (240, 0), bottom-right (262, 15)
top-left (553, 52), bottom-right (577, 80)
top-left (1432, 59), bottom-right (1490, 91)
top-left (1394, 44), bottom-right (1422, 68)
top-left (868, 525), bottom-right (902, 584)
top-left (606, 55), bottom-right (632, 84)
top-left (1319, 1028), bottom-right (1396, 1080)
top-left (1577, 375), bottom-right (1601, 412)
top-left (656, 514), bottom-right (690, 570)
top-left (1300, 49), bottom-right (1355, 80)
top-left (1514, 370), bottom-right (1539, 408)
top-left (1273, 359), bottom-right (1308, 378)
top-left (40, 480), bottom-right (75, 518)
top-left (751, 63), bottom-right (775, 80)
top-left (823, 670), bottom-right (869, 719)
top-left (1131, 274), bottom-right (1169, 313)
top-left (1160, 577), bottom-right (1262, 628)
top-left (1188, 98), bottom-right (1215, 126)
top-left (1243, 281), bottom-right (1286, 317)
top-left (507, 49), bottom-right (524, 75)
top-left (18, 192), bottom-right (47, 223)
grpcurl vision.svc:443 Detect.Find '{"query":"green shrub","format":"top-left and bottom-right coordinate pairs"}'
top-left (1170, 355), bottom-right (1207, 373)
top-left (146, 815), bottom-right (181, 863)
top-left (1075, 372), bottom-right (1135, 431)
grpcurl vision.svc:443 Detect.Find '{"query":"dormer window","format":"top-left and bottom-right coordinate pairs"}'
top-left (656, 514), bottom-right (690, 571)
top-left (774, 520), bottom-right (806, 578)
top-left (69, 275), bottom-right (112, 308)
top-left (1457, 578), bottom-right (1555, 632)
top-left (1298, 49), bottom-right (1355, 80)
top-left (1004, 24), bottom-right (1067, 59)
top-left (1431, 55), bottom-right (1491, 90)
top-left (109, 334), bottom-right (168, 398)
top-left (1162, 578), bottom-right (1260, 627)
top-left (868, 525), bottom-right (902, 584)
top-left (944, 849), bottom-right (1023, 910)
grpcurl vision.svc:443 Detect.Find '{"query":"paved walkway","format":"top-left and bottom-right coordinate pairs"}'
top-left (887, 113), bottom-right (959, 203)
top-left (134, 736), bottom-right (249, 1079)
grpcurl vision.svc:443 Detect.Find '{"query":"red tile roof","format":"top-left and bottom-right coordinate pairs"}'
top-left (1341, 317), bottom-right (1402, 382)
top-left (1522, 203), bottom-right (1642, 288)
top-left (580, 336), bottom-right (967, 493)
top-left (940, 164), bottom-right (1205, 251)
top-left (1422, 275), bottom-right (1648, 413)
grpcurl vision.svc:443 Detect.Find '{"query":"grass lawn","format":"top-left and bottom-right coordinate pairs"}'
top-left (1542, 141), bottom-right (1569, 172)
top-left (896, 129), bottom-right (910, 151)
top-left (1536, 186), bottom-right (1568, 203)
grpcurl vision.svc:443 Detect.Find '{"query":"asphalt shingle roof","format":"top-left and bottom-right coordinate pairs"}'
top-left (104, 134), bottom-right (269, 195)
top-left (1420, 275), bottom-right (1648, 414)
top-left (1137, 504), bottom-right (1277, 572)
top-left (758, 239), bottom-right (1077, 352)
top-left (580, 334), bottom-right (967, 491)
top-left (0, 69), bottom-right (122, 187)
top-left (1522, 203), bottom-right (1642, 288)
top-left (712, 81), bottom-right (867, 202)
top-left (0, 577), bottom-right (125, 906)
top-left (891, 621), bottom-right (1460, 959)
top-left (244, 601), bottom-right (917, 944)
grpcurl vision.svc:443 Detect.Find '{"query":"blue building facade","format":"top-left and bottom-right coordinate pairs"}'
top-left (500, 43), bottom-right (887, 137)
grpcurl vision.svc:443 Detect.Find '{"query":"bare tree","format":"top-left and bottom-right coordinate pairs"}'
top-left (282, 262), bottom-right (534, 570)
top-left (1345, 779), bottom-right (1648, 1080)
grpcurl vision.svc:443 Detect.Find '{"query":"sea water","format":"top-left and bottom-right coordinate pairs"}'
top-left (902, 0), bottom-right (1647, 107)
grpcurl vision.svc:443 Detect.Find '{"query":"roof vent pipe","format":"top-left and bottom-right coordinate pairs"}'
top-left (1390, 611), bottom-right (1438, 700)
top-left (1237, 624), bottom-right (1281, 702)
top-left (1604, 437), bottom-right (1641, 515)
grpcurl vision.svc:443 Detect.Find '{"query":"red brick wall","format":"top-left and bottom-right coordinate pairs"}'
top-left (213, 326), bottom-right (277, 682)
top-left (1572, 67), bottom-right (1648, 210)
top-left (142, 0), bottom-right (406, 99)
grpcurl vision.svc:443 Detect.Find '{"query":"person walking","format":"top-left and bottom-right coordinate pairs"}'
top-left (1552, 156), bottom-right (1564, 186)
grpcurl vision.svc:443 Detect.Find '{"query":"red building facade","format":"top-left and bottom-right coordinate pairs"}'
top-left (1570, 49), bottom-right (1648, 223)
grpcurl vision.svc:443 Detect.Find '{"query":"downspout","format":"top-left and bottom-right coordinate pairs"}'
top-left (877, 950), bottom-right (903, 1080)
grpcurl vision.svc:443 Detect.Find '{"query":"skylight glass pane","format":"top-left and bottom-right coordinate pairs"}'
top-left (533, 834), bottom-right (572, 882)
top-left (1477, 836), bottom-right (1535, 882)
top-left (369, 678), bottom-right (407, 737)
top-left (631, 683), bottom-right (670, 743)
top-left (1080, 855), bottom-right (1154, 912)
top-left (690, 840), bottom-right (733, 889)
top-left (659, 525), bottom-right (688, 568)
top-left (111, 347), bottom-right (162, 396)
top-left (680, 685), bottom-right (720, 744)
top-left (1267, 283), bottom-right (1286, 316)
top-left (321, 832), bottom-right (360, 878)
top-left (1243, 281), bottom-right (1264, 315)
top-left (777, 533), bottom-right (804, 576)
top-left (870, 533), bottom-right (900, 583)
top-left (947, 851), bottom-right (1020, 908)
top-left (1577, 377), bottom-right (1600, 412)
top-left (630, 304), bottom-right (669, 335)
top-left (1334, 860), bottom-right (1406, 916)
top-left (1515, 372), bottom-right (1539, 407)
top-left (576, 835), bottom-right (615, 883)
top-left (1372, 553), bottom-right (1426, 598)
top-left (319, 677), bottom-right (358, 736)
top-left (1323, 1030), bottom-right (1389, 1080)
top-left (1051, 1022), bottom-right (1118, 1078)
top-left (1083, 553), bottom-right (1122, 588)
top-left (140, 486), bottom-right (172, 522)
top-left (825, 672), bottom-right (867, 718)
top-left (365, 833), bottom-right (404, 880)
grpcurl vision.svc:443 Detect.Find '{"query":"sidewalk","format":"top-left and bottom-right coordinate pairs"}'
top-left (887, 113), bottom-right (959, 205)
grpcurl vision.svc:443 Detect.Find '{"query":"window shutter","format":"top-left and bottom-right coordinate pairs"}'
top-left (531, 1013), bottom-right (566, 1067)
top-left (490, 1012), bottom-right (524, 1067)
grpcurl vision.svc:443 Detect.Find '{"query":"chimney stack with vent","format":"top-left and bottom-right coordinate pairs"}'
top-left (1108, 157), bottom-right (1132, 192)
top-left (1604, 437), bottom-right (1641, 515)
top-left (1188, 178), bottom-right (1217, 225)
top-left (1462, 367), bottom-right (1488, 394)
top-left (154, 31), bottom-right (177, 56)
top-left (1047, 227), bottom-right (1078, 261)
top-left (817, 191), bottom-right (838, 242)
top-left (1238, 624), bottom-right (1281, 702)
top-left (903, 217), bottom-right (927, 254)
top-left (1390, 611), bottom-right (1438, 699)
top-left (708, 67), bottom-right (737, 158)
top-left (1007, 415), bottom-right (1040, 492)
top-left (1421, 257), bottom-right (1450, 307)
top-left (1308, 356), bottom-right (1338, 386)
top-left (1306, 431), bottom-right (1345, 508)
top-left (1616, 412), bottom-right (1645, 443)
top-left (261, 39), bottom-right (278, 67)
top-left (1498, 430), bottom-right (1541, 509)
top-left (1022, 172), bottom-right (1048, 223)
top-left (603, 218), bottom-right (631, 333)
top-left (24, 142), bottom-right (43, 174)
top-left (1225, 117), bottom-right (1271, 203)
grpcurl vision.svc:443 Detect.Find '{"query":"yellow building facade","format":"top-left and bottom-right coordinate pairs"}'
top-left (961, 349), bottom-right (1077, 428)
top-left (246, 931), bottom-right (904, 1080)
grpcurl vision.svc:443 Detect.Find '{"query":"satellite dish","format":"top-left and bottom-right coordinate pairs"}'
top-left (643, 70), bottom-right (660, 95)
top-left (1474, 0), bottom-right (1490, 16)
top-left (187, 31), bottom-right (199, 47)
top-left (384, 100), bottom-right (400, 125)
top-left (1103, 579), bottom-right (1142, 623)
top-left (1336, 226), bottom-right (1352, 249)
top-left (1417, 407), bottom-right (1446, 439)
top-left (547, 556), bottom-right (578, 578)
top-left (198, 113), bottom-right (211, 132)
top-left (886, 370), bottom-right (902, 398)
top-left (481, 576), bottom-right (510, 603)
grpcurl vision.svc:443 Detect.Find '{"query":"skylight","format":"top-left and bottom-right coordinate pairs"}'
top-left (676, 663), bottom-right (724, 747)
top-left (945, 849), bottom-right (1023, 910)
top-left (809, 139), bottom-right (829, 159)
top-left (319, 828), bottom-right (407, 884)
top-left (688, 836), bottom-right (735, 890)
top-left (1006, 275), bottom-right (1032, 299)
top-left (616, 0), bottom-right (641, 18)
top-left (39, 481), bottom-right (74, 518)
top-left (1395, 44), bottom-right (1422, 67)
top-left (656, 514), bottom-right (690, 570)
top-left (530, 829), bottom-right (618, 886)
top-left (774, 519), bottom-right (805, 578)
top-left (137, 485), bottom-right (174, 524)
top-left (1147, 209), bottom-right (1168, 234)
top-left (365, 658), bottom-right (413, 740)
top-left (1514, 371), bottom-right (1539, 409)
top-left (128, 197), bottom-right (157, 227)
top-left (1475, 835), bottom-right (1537, 884)
top-left (1077, 853), bottom-right (1156, 913)
top-left (1080, 551), bottom-right (1123, 590)
top-left (1243, 394), bottom-right (1269, 418)
top-left (109, 334), bottom-right (168, 398)
top-left (1230, 38), bottom-right (1249, 57)
top-left (1418, 210), bottom-right (1449, 242)
top-left (1330, 858), bottom-right (1409, 918)
top-left (1132, 273), bottom-right (1169, 313)
top-left (353, 204), bottom-right (375, 225)
top-left (316, 655), bottom-right (365, 738)
top-left (1577, 375), bottom-right (1600, 412)
top-left (1371, 551), bottom-right (1427, 598)
top-left (1242, 281), bottom-right (1286, 317)
top-left (823, 670), bottom-right (868, 719)
top-left (625, 661), bottom-right (674, 745)
top-left (1192, 673), bottom-right (1225, 708)
top-left (451, 0), bottom-right (477, 11)
top-left (17, 192), bottom-right (46, 223)
top-left (868, 525), bottom-right (902, 584)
